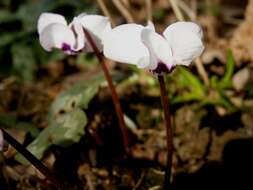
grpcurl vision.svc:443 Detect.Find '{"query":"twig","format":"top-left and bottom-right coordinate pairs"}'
top-left (120, 0), bottom-right (131, 8)
top-left (96, 0), bottom-right (116, 27)
top-left (133, 171), bottom-right (145, 190)
top-left (195, 58), bottom-right (209, 86)
top-left (178, 0), bottom-right (196, 21)
top-left (83, 29), bottom-right (129, 152)
top-left (149, 186), bottom-right (161, 190)
top-left (1, 129), bottom-right (64, 190)
top-left (146, 0), bottom-right (152, 22)
top-left (168, 0), bottom-right (210, 86)
top-left (169, 0), bottom-right (184, 21)
top-left (112, 0), bottom-right (135, 23)
top-left (157, 76), bottom-right (173, 190)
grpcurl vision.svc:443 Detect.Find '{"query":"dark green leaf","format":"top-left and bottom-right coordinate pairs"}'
top-left (0, 113), bottom-right (39, 137)
top-left (15, 108), bottom-right (87, 164)
top-left (11, 43), bottom-right (36, 81)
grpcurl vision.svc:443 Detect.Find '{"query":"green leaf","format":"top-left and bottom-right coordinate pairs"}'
top-left (171, 67), bottom-right (206, 103)
top-left (11, 43), bottom-right (36, 81)
top-left (15, 73), bottom-right (106, 164)
top-left (0, 113), bottom-right (39, 137)
top-left (178, 67), bottom-right (205, 96)
top-left (218, 49), bottom-right (235, 89)
top-left (0, 10), bottom-right (17, 23)
top-left (15, 108), bottom-right (87, 164)
top-left (0, 31), bottom-right (26, 47)
top-left (49, 72), bottom-right (105, 120)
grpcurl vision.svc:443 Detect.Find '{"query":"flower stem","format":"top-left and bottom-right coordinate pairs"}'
top-left (83, 29), bottom-right (129, 152)
top-left (157, 75), bottom-right (173, 190)
top-left (1, 128), bottom-right (64, 190)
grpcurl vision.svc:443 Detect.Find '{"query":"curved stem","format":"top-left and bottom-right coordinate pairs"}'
top-left (158, 76), bottom-right (173, 190)
top-left (83, 29), bottom-right (129, 152)
top-left (1, 128), bottom-right (64, 190)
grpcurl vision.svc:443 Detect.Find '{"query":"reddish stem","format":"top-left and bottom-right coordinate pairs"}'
top-left (158, 75), bottom-right (173, 190)
top-left (1, 128), bottom-right (64, 190)
top-left (83, 28), bottom-right (129, 152)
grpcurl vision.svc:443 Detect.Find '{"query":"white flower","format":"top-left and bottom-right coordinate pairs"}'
top-left (38, 13), bottom-right (111, 54)
top-left (103, 21), bottom-right (204, 75)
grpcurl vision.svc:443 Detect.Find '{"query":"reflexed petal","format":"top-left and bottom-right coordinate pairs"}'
top-left (103, 24), bottom-right (149, 67)
top-left (74, 14), bottom-right (112, 52)
top-left (163, 21), bottom-right (204, 66)
top-left (39, 23), bottom-right (75, 53)
top-left (69, 21), bottom-right (85, 51)
top-left (37, 13), bottom-right (67, 34)
top-left (141, 28), bottom-right (174, 70)
top-left (0, 129), bottom-right (3, 151)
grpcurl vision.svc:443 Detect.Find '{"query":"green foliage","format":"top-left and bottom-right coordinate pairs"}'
top-left (171, 49), bottom-right (236, 112)
top-left (211, 49), bottom-right (235, 90)
top-left (153, 9), bottom-right (166, 21)
top-left (15, 108), bottom-right (87, 164)
top-left (171, 67), bottom-right (206, 103)
top-left (49, 72), bottom-right (105, 120)
top-left (11, 43), bottom-right (36, 81)
top-left (15, 72), bottom-right (106, 164)
top-left (0, 113), bottom-right (39, 137)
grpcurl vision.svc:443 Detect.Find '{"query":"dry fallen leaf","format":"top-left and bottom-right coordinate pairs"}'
top-left (232, 67), bottom-right (250, 91)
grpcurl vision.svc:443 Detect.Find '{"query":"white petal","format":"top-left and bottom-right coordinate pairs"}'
top-left (39, 23), bottom-right (75, 54)
top-left (0, 129), bottom-right (3, 151)
top-left (74, 14), bottom-right (112, 52)
top-left (69, 21), bottom-right (86, 51)
top-left (37, 13), bottom-right (67, 35)
top-left (103, 24), bottom-right (149, 67)
top-left (141, 28), bottom-right (174, 70)
top-left (163, 21), bottom-right (204, 66)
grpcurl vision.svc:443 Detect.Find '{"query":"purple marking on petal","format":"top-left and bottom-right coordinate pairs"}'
top-left (151, 62), bottom-right (175, 75)
top-left (61, 43), bottom-right (71, 51)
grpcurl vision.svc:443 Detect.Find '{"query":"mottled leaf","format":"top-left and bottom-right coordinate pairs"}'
top-left (15, 108), bottom-right (87, 164)
top-left (16, 73), bottom-right (106, 164)
top-left (49, 72), bottom-right (105, 121)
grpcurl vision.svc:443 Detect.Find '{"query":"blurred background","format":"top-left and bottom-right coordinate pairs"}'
top-left (0, 0), bottom-right (253, 189)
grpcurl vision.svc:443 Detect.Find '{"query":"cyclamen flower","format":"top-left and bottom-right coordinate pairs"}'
top-left (103, 21), bottom-right (204, 75)
top-left (38, 13), bottom-right (111, 54)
